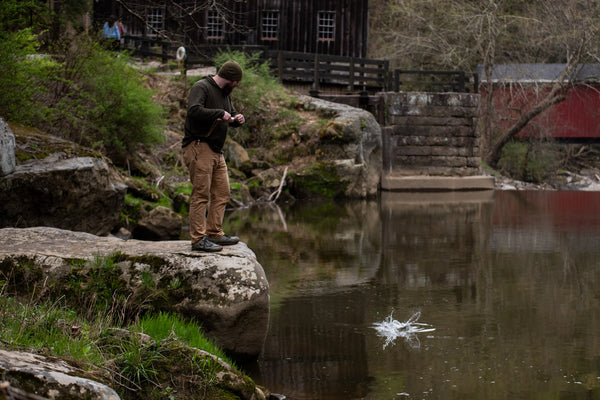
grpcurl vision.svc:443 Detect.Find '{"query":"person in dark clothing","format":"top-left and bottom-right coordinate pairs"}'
top-left (182, 60), bottom-right (246, 252)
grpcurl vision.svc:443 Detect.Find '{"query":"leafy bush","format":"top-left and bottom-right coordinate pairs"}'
top-left (0, 28), bottom-right (165, 165)
top-left (499, 140), bottom-right (560, 183)
top-left (0, 28), bottom-right (58, 124)
top-left (47, 37), bottom-right (166, 162)
top-left (498, 141), bottom-right (528, 180)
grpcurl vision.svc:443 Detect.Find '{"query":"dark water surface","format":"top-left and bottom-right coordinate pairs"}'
top-left (223, 190), bottom-right (600, 400)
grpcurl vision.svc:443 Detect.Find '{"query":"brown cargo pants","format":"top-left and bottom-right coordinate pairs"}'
top-left (183, 141), bottom-right (230, 244)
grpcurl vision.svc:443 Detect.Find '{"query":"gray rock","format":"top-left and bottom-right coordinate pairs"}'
top-left (0, 226), bottom-right (270, 357)
top-left (0, 349), bottom-right (120, 400)
top-left (296, 95), bottom-right (382, 198)
top-left (133, 205), bottom-right (183, 240)
top-left (0, 156), bottom-right (126, 235)
top-left (224, 137), bottom-right (252, 174)
top-left (0, 118), bottom-right (16, 176)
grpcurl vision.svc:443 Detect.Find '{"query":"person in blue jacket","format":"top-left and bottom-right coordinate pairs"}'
top-left (101, 15), bottom-right (120, 50)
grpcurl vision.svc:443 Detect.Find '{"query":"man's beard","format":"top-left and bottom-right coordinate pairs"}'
top-left (222, 82), bottom-right (234, 96)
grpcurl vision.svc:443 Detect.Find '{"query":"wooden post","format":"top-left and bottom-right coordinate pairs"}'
top-left (473, 73), bottom-right (479, 93)
top-left (349, 58), bottom-right (355, 92)
top-left (457, 71), bottom-right (466, 92)
top-left (277, 51), bottom-right (284, 84)
top-left (312, 53), bottom-right (320, 93)
top-left (394, 69), bottom-right (401, 92)
top-left (161, 41), bottom-right (168, 63)
top-left (383, 60), bottom-right (390, 91)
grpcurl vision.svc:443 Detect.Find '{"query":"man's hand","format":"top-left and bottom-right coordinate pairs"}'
top-left (233, 114), bottom-right (245, 124)
top-left (222, 111), bottom-right (233, 122)
top-left (222, 112), bottom-right (245, 124)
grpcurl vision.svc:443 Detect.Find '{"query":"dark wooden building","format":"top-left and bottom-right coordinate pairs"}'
top-left (93, 0), bottom-right (370, 58)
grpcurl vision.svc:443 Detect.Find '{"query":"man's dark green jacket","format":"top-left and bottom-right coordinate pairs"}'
top-left (182, 75), bottom-right (241, 153)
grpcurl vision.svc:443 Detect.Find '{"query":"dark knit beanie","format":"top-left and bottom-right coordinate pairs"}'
top-left (218, 60), bottom-right (243, 82)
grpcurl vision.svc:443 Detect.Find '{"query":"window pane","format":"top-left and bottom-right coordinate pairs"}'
top-left (318, 11), bottom-right (335, 40)
top-left (262, 11), bottom-right (279, 40)
top-left (207, 10), bottom-right (223, 39)
top-left (147, 7), bottom-right (164, 37)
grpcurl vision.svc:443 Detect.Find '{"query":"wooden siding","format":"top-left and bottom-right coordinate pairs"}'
top-left (93, 0), bottom-right (369, 58)
top-left (485, 84), bottom-right (600, 140)
top-left (251, 0), bottom-right (369, 57)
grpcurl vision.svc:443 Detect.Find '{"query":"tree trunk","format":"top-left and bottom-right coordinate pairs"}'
top-left (486, 82), bottom-right (568, 168)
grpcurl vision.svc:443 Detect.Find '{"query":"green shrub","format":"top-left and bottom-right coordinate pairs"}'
top-left (498, 141), bottom-right (528, 180)
top-left (50, 37), bottom-right (166, 161)
top-left (498, 140), bottom-right (560, 183)
top-left (0, 29), bottom-right (58, 123)
top-left (0, 29), bottom-right (165, 165)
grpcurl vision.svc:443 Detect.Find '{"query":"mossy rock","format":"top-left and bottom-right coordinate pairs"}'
top-left (288, 161), bottom-right (347, 199)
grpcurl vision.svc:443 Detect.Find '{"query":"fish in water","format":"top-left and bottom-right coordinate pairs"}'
top-left (372, 310), bottom-right (435, 349)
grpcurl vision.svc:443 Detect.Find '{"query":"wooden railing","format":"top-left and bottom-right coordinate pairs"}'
top-left (265, 50), bottom-right (389, 92)
top-left (120, 36), bottom-right (478, 94)
top-left (121, 36), bottom-right (265, 64)
top-left (392, 69), bottom-right (479, 93)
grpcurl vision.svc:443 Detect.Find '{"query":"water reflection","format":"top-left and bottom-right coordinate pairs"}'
top-left (225, 191), bottom-right (600, 400)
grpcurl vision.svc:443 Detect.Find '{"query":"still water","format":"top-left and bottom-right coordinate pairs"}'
top-left (224, 190), bottom-right (600, 400)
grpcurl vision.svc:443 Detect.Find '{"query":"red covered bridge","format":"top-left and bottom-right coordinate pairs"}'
top-left (477, 64), bottom-right (600, 142)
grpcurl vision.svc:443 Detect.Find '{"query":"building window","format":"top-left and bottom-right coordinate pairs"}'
top-left (318, 11), bottom-right (335, 41)
top-left (261, 11), bottom-right (279, 40)
top-left (207, 10), bottom-right (224, 39)
top-left (146, 7), bottom-right (164, 37)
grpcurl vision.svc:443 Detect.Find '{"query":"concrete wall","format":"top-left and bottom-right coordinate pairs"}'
top-left (313, 91), bottom-right (492, 191)
top-left (380, 92), bottom-right (492, 191)
top-left (382, 92), bottom-right (481, 176)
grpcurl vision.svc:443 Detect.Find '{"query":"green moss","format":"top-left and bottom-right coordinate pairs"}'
top-left (156, 196), bottom-right (172, 208)
top-left (173, 182), bottom-right (192, 196)
top-left (289, 162), bottom-right (347, 199)
top-left (319, 121), bottom-right (347, 143)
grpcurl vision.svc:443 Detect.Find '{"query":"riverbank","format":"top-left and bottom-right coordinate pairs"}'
top-left (0, 227), bottom-right (271, 400)
top-left (490, 167), bottom-right (600, 191)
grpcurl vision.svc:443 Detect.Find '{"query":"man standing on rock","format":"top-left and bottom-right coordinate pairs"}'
top-left (182, 60), bottom-right (245, 252)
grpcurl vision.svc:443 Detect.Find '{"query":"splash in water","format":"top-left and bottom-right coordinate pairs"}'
top-left (372, 310), bottom-right (435, 349)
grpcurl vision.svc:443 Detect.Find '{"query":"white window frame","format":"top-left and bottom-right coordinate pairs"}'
top-left (146, 7), bottom-right (164, 37)
top-left (207, 10), bottom-right (224, 39)
top-left (318, 11), bottom-right (335, 41)
top-left (261, 10), bottom-right (279, 40)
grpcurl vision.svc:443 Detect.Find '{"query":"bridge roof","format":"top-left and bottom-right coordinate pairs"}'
top-left (476, 63), bottom-right (600, 83)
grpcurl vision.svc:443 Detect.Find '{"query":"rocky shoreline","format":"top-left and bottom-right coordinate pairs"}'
top-left (491, 168), bottom-right (600, 191)
top-left (0, 226), bottom-right (272, 400)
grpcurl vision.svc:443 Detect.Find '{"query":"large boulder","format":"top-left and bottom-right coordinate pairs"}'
top-left (0, 349), bottom-right (120, 400)
top-left (295, 95), bottom-right (382, 198)
top-left (132, 205), bottom-right (183, 240)
top-left (0, 227), bottom-right (270, 358)
top-left (0, 345), bottom-right (269, 400)
top-left (0, 156), bottom-right (126, 236)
